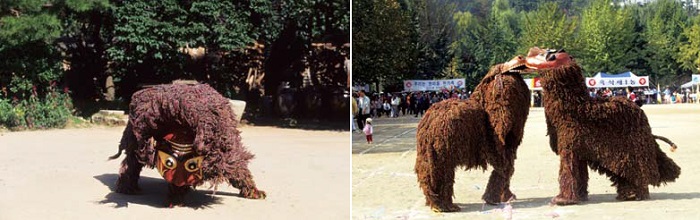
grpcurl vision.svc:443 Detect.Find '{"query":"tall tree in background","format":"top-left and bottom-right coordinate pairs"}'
top-left (450, 0), bottom-right (519, 90)
top-left (644, 0), bottom-right (690, 85)
top-left (451, 11), bottom-right (483, 89)
top-left (622, 4), bottom-right (652, 79)
top-left (679, 15), bottom-right (700, 73)
top-left (411, 0), bottom-right (456, 80)
top-left (352, 0), bottom-right (414, 89)
top-left (107, 0), bottom-right (277, 99)
top-left (519, 2), bottom-right (577, 53)
top-left (489, 0), bottom-right (519, 61)
top-left (266, 0), bottom-right (349, 93)
top-left (575, 0), bottom-right (635, 75)
top-left (0, 0), bottom-right (109, 99)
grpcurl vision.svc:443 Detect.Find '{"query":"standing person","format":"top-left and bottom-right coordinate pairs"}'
top-left (414, 92), bottom-right (423, 117)
top-left (363, 118), bottom-right (373, 144)
top-left (371, 97), bottom-right (379, 118)
top-left (351, 94), bottom-right (358, 132)
top-left (408, 93), bottom-right (416, 115)
top-left (415, 92), bottom-right (429, 117)
top-left (391, 94), bottom-right (400, 118)
top-left (430, 93), bottom-right (439, 106)
top-left (400, 93), bottom-right (408, 116)
top-left (357, 90), bottom-right (370, 130)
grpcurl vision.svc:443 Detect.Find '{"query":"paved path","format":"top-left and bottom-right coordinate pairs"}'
top-left (353, 105), bottom-right (700, 219)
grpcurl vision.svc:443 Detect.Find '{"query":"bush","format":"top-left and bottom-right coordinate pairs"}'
top-left (0, 99), bottom-right (24, 128)
top-left (0, 91), bottom-right (72, 130)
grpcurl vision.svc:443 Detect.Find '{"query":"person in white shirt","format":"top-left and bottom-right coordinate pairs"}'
top-left (391, 95), bottom-right (400, 117)
top-left (356, 90), bottom-right (371, 129)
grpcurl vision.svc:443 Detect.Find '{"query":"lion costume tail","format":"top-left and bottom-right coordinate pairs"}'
top-left (653, 135), bottom-right (677, 152)
top-left (109, 122), bottom-right (135, 160)
top-left (652, 134), bottom-right (681, 184)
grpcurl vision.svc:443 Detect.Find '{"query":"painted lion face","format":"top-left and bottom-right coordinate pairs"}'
top-left (155, 133), bottom-right (203, 187)
top-left (524, 47), bottom-right (575, 70)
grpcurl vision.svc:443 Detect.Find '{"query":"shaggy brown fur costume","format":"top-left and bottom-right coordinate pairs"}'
top-left (525, 48), bottom-right (680, 205)
top-left (415, 57), bottom-right (530, 212)
top-left (110, 84), bottom-right (265, 206)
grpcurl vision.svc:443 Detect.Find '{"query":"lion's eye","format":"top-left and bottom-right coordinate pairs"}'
top-left (184, 156), bottom-right (203, 172)
top-left (158, 151), bottom-right (177, 169)
top-left (165, 158), bottom-right (176, 169)
top-left (186, 160), bottom-right (197, 171)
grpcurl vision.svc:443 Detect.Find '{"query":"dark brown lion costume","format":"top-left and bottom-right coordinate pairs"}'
top-left (524, 47), bottom-right (680, 205)
top-left (414, 56), bottom-right (531, 212)
top-left (110, 84), bottom-right (265, 206)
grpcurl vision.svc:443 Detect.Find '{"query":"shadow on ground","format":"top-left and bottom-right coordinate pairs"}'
top-left (450, 192), bottom-right (700, 213)
top-left (244, 116), bottom-right (348, 131)
top-left (93, 174), bottom-right (246, 209)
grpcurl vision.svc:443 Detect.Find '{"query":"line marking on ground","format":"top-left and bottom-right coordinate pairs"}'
top-left (353, 149), bottom-right (414, 188)
top-left (359, 127), bottom-right (416, 155)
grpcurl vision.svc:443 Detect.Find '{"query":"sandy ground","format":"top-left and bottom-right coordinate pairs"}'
top-left (0, 125), bottom-right (350, 219)
top-left (352, 104), bottom-right (700, 219)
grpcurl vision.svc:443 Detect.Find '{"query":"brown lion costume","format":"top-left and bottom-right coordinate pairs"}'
top-left (110, 84), bottom-right (265, 207)
top-left (415, 56), bottom-right (531, 212)
top-left (524, 47), bottom-right (680, 205)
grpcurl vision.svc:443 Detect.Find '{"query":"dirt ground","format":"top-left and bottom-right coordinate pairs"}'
top-left (0, 125), bottom-right (350, 219)
top-left (352, 104), bottom-right (700, 220)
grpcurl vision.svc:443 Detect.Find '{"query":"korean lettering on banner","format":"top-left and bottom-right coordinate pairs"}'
top-left (404, 79), bottom-right (465, 91)
top-left (585, 76), bottom-right (649, 88)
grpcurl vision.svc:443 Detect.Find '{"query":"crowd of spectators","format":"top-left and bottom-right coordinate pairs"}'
top-left (352, 89), bottom-right (473, 120)
top-left (586, 87), bottom-right (698, 104)
top-left (351, 86), bottom-right (698, 132)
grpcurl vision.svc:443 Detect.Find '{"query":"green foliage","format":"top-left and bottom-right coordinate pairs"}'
top-left (643, 0), bottom-right (690, 84)
top-left (0, 0), bottom-right (106, 129)
top-left (575, 0), bottom-right (635, 75)
top-left (0, 14), bottom-right (61, 49)
top-left (0, 90), bottom-right (72, 129)
top-left (0, 99), bottom-right (23, 128)
top-left (519, 2), bottom-right (577, 53)
top-left (679, 16), bottom-right (700, 72)
top-left (449, 0), bottom-right (520, 90)
top-left (63, 0), bottom-right (109, 12)
top-left (411, 0), bottom-right (457, 80)
top-left (353, 0), bottom-right (414, 86)
top-left (278, 0), bottom-right (349, 43)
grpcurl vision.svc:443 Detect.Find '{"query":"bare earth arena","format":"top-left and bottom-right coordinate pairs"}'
top-left (0, 125), bottom-right (349, 219)
top-left (353, 104), bottom-right (700, 219)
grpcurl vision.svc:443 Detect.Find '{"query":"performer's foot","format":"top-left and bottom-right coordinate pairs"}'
top-left (241, 188), bottom-right (266, 199)
top-left (550, 196), bottom-right (579, 205)
top-left (430, 203), bottom-right (460, 213)
top-left (115, 178), bottom-right (141, 194)
top-left (615, 190), bottom-right (649, 201)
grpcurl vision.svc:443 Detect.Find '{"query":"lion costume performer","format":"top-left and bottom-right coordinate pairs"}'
top-left (109, 84), bottom-right (265, 207)
top-left (415, 56), bottom-right (531, 212)
top-left (523, 47), bottom-right (680, 205)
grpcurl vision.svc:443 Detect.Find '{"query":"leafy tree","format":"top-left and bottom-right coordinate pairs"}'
top-left (623, 3), bottom-right (652, 78)
top-left (265, 0), bottom-right (349, 94)
top-left (352, 0), bottom-right (414, 89)
top-left (410, 0), bottom-right (457, 80)
top-left (519, 2), bottom-right (577, 53)
top-left (450, 0), bottom-right (520, 90)
top-left (575, 0), bottom-right (635, 76)
top-left (0, 0), bottom-right (108, 128)
top-left (451, 11), bottom-right (489, 90)
top-left (678, 15), bottom-right (700, 73)
top-left (488, 0), bottom-right (520, 62)
top-left (644, 0), bottom-right (690, 85)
